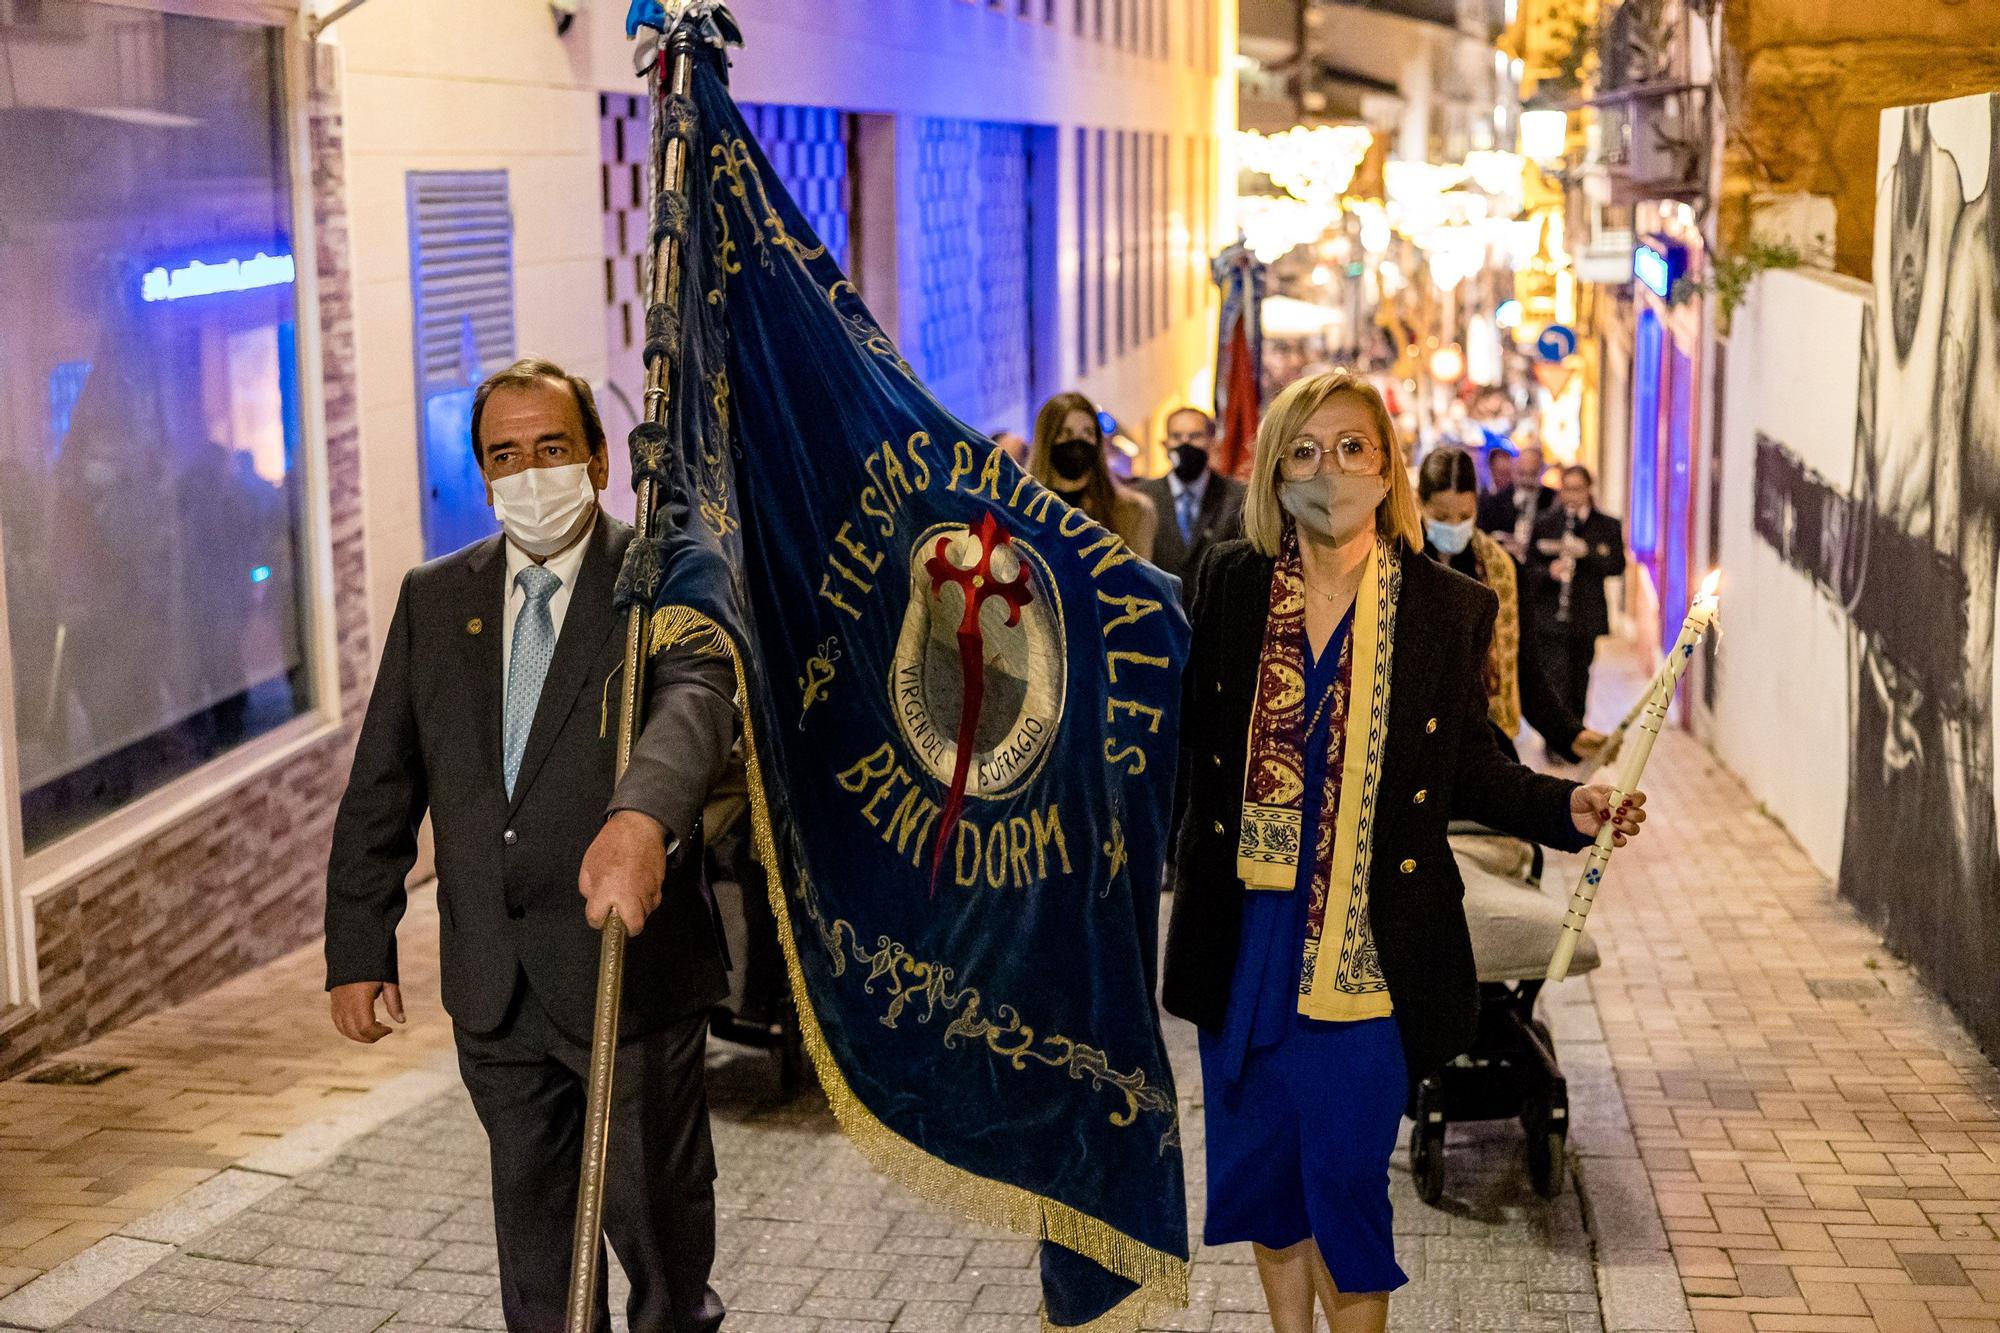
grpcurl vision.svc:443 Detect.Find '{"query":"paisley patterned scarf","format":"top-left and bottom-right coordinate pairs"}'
top-left (1237, 529), bottom-right (1401, 1022)
top-left (1471, 528), bottom-right (1522, 736)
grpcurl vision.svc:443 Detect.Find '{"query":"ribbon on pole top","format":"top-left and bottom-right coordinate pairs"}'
top-left (617, 10), bottom-right (1191, 1330)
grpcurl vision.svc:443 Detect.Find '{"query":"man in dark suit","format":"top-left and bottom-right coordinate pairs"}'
top-left (1477, 441), bottom-right (1557, 561)
top-left (326, 359), bottom-right (735, 1333)
top-left (1525, 463), bottom-right (1628, 720)
top-left (1135, 406), bottom-right (1245, 587)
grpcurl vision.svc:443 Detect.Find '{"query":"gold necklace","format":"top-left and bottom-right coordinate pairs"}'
top-left (1300, 572), bottom-right (1358, 604)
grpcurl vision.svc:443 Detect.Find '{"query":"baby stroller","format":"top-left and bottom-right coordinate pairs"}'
top-left (1406, 824), bottom-right (1601, 1204)
top-left (701, 751), bottom-right (808, 1096)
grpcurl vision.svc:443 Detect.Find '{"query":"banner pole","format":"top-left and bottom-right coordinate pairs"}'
top-left (564, 17), bottom-right (702, 1331)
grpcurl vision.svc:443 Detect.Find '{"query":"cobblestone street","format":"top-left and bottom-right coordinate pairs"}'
top-left (35, 987), bottom-right (1606, 1333)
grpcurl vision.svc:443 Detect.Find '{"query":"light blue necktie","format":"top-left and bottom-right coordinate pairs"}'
top-left (503, 565), bottom-right (562, 798)
top-left (1177, 488), bottom-right (1198, 544)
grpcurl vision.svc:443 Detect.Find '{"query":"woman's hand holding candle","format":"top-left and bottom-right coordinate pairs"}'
top-left (1570, 786), bottom-right (1648, 846)
top-left (1545, 570), bottom-right (1721, 983)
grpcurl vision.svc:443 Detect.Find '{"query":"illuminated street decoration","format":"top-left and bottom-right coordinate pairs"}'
top-left (1519, 107), bottom-right (1568, 163)
top-left (1236, 124), bottom-right (1374, 206)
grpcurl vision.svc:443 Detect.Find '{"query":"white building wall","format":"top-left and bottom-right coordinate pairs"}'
top-left (1702, 266), bottom-right (1868, 879)
top-left (337, 0), bottom-right (1237, 642)
top-left (331, 0), bottom-right (613, 641)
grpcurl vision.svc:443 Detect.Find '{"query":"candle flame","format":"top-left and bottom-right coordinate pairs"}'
top-left (1699, 568), bottom-right (1722, 600)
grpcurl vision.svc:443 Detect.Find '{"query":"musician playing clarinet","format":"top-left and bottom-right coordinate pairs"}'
top-left (1526, 464), bottom-right (1626, 721)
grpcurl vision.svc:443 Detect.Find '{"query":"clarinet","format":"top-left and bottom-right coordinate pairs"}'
top-left (1556, 507), bottom-right (1580, 625)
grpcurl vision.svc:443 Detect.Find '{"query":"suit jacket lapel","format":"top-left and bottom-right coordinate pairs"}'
top-left (1228, 549), bottom-right (1273, 685)
top-left (1388, 552), bottom-right (1444, 724)
top-left (507, 515), bottom-right (624, 817)
top-left (462, 537), bottom-right (508, 803)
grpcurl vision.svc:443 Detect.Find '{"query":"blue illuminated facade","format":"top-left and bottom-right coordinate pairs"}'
top-left (591, 0), bottom-right (1231, 458)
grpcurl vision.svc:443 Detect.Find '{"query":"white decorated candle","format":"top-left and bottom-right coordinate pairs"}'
top-left (1546, 570), bottom-right (1721, 983)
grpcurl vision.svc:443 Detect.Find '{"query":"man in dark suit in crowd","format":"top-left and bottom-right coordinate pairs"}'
top-left (325, 359), bottom-right (735, 1333)
top-left (1525, 463), bottom-right (1627, 720)
top-left (1135, 406), bottom-right (1245, 587)
top-left (1478, 441), bottom-right (1557, 561)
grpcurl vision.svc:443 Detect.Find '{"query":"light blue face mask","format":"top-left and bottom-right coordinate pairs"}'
top-left (1426, 516), bottom-right (1476, 556)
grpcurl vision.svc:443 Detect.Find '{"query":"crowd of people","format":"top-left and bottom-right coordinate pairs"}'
top-left (324, 359), bottom-right (1643, 1333)
top-left (996, 384), bottom-right (1626, 764)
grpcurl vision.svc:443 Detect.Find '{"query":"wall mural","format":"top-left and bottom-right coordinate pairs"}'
top-left (1751, 93), bottom-right (2000, 1049)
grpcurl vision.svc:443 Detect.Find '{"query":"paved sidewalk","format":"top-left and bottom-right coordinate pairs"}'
top-left (25, 979), bottom-right (1605, 1333)
top-left (1579, 682), bottom-right (2000, 1331)
top-left (0, 895), bottom-right (455, 1303)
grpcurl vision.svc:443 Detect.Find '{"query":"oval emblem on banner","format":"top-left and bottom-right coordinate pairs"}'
top-left (890, 522), bottom-right (1068, 801)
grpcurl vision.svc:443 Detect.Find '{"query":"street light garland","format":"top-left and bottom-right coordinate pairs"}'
top-left (1231, 130), bottom-right (1540, 296)
top-left (1235, 125), bottom-right (1375, 206)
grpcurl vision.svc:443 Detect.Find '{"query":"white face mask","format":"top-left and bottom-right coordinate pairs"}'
top-left (1426, 516), bottom-right (1476, 556)
top-left (488, 462), bottom-right (597, 557)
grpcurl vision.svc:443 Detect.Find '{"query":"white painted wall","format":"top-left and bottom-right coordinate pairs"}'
top-left (331, 0), bottom-right (614, 642)
top-left (1704, 266), bottom-right (1869, 878)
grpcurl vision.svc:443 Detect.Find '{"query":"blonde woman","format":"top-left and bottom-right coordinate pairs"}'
top-left (1161, 371), bottom-right (1644, 1333)
top-left (1029, 390), bottom-right (1157, 560)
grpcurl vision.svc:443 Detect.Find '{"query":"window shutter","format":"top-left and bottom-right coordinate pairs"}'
top-left (406, 169), bottom-right (515, 559)
top-left (406, 170), bottom-right (516, 394)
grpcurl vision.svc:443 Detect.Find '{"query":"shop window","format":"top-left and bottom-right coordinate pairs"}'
top-left (0, 4), bottom-right (311, 853)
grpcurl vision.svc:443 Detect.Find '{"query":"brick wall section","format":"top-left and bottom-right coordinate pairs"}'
top-left (0, 46), bottom-right (370, 1078)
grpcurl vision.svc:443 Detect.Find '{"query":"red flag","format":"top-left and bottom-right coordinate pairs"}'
top-left (1218, 316), bottom-right (1259, 478)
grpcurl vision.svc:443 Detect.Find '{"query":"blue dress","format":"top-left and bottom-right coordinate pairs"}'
top-left (1197, 611), bottom-right (1409, 1294)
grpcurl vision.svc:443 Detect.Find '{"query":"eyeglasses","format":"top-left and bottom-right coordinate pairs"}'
top-left (1279, 433), bottom-right (1384, 480)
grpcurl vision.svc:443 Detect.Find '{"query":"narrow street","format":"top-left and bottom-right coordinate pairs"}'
top-left (3, 659), bottom-right (1997, 1332)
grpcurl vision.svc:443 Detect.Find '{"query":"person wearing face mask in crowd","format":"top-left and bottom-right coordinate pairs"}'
top-left (1477, 440), bottom-right (1555, 562)
top-left (1526, 463), bottom-right (1627, 720)
top-left (1162, 371), bottom-right (1645, 1333)
top-left (1029, 390), bottom-right (1158, 561)
top-left (1134, 406), bottom-right (1246, 586)
top-left (325, 359), bottom-right (736, 1333)
top-left (1418, 448), bottom-right (1605, 765)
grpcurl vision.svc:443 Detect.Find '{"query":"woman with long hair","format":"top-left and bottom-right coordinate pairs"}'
top-left (1162, 370), bottom-right (1644, 1333)
top-left (1029, 391), bottom-right (1157, 560)
top-left (1417, 446), bottom-right (1605, 764)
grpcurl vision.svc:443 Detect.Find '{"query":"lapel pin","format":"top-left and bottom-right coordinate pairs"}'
top-left (467, 617), bottom-right (484, 635)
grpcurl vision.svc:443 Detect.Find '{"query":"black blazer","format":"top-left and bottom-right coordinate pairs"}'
top-left (1524, 507), bottom-right (1627, 640)
top-left (1136, 471), bottom-right (1246, 586)
top-left (1428, 543), bottom-right (1586, 762)
top-left (1160, 540), bottom-right (1589, 1084)
top-left (326, 515), bottom-right (737, 1043)
top-left (1476, 483), bottom-right (1557, 542)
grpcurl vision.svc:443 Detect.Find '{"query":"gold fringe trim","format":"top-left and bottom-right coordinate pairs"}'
top-left (655, 605), bottom-right (1191, 1325)
top-left (647, 604), bottom-right (732, 660)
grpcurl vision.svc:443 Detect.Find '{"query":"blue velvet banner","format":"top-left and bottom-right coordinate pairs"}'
top-left (623, 32), bottom-right (1191, 1331)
